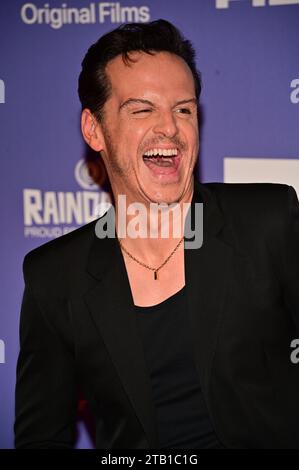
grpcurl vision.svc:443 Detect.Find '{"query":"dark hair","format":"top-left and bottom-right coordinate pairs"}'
top-left (78, 19), bottom-right (201, 122)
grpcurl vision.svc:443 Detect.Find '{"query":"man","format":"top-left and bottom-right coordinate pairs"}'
top-left (15, 20), bottom-right (299, 449)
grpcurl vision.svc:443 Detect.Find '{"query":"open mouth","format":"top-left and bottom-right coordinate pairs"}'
top-left (142, 148), bottom-right (181, 173)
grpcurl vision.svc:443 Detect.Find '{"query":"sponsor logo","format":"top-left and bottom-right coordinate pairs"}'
top-left (74, 159), bottom-right (99, 191)
top-left (216, 0), bottom-right (299, 8)
top-left (20, 2), bottom-right (151, 29)
top-left (224, 157), bottom-right (299, 198)
top-left (23, 159), bottom-right (111, 239)
top-left (290, 78), bottom-right (299, 104)
top-left (0, 79), bottom-right (5, 104)
top-left (0, 339), bottom-right (5, 364)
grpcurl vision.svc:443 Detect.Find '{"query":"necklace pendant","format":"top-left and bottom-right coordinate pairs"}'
top-left (154, 271), bottom-right (158, 280)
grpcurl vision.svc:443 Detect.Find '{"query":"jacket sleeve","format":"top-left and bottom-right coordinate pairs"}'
top-left (281, 185), bottom-right (299, 336)
top-left (14, 255), bottom-right (77, 449)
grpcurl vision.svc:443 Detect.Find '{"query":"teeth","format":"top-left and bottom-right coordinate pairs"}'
top-left (143, 148), bottom-right (178, 157)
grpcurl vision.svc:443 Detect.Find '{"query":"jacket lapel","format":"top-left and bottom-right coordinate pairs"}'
top-left (85, 226), bottom-right (159, 448)
top-left (185, 181), bottom-right (235, 404)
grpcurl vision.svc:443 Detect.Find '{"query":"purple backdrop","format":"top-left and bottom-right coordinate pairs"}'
top-left (0, 0), bottom-right (298, 449)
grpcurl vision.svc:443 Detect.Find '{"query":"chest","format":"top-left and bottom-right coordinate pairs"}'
top-left (122, 248), bottom-right (185, 307)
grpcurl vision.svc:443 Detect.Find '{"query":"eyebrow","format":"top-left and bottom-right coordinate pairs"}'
top-left (119, 97), bottom-right (197, 111)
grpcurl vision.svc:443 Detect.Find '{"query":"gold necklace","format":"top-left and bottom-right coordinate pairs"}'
top-left (117, 236), bottom-right (184, 280)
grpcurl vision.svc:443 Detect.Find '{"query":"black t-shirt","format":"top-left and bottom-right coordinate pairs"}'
top-left (134, 285), bottom-right (224, 449)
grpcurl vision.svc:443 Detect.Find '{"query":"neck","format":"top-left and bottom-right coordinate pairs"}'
top-left (114, 180), bottom-right (194, 265)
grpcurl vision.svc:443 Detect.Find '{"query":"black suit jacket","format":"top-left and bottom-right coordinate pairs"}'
top-left (14, 180), bottom-right (299, 449)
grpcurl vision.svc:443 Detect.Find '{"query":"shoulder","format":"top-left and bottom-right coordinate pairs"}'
top-left (204, 181), bottom-right (292, 205)
top-left (203, 181), bottom-right (295, 220)
top-left (201, 182), bottom-right (298, 242)
top-left (22, 218), bottom-right (98, 284)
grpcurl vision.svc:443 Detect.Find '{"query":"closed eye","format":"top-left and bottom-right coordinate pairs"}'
top-left (132, 109), bottom-right (152, 114)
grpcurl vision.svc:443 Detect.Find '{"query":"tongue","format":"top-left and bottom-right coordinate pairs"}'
top-left (143, 156), bottom-right (174, 167)
top-left (150, 159), bottom-right (173, 167)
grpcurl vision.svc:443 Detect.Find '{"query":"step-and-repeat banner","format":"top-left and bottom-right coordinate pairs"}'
top-left (0, 0), bottom-right (298, 449)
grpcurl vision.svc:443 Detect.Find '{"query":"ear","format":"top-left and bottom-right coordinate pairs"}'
top-left (81, 108), bottom-right (104, 152)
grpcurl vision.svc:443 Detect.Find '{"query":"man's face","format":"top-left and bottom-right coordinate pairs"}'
top-left (98, 51), bottom-right (199, 205)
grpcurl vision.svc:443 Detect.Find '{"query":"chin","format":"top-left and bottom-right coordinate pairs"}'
top-left (147, 188), bottom-right (183, 205)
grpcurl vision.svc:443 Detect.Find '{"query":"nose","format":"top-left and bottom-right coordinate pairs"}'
top-left (152, 110), bottom-right (179, 138)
